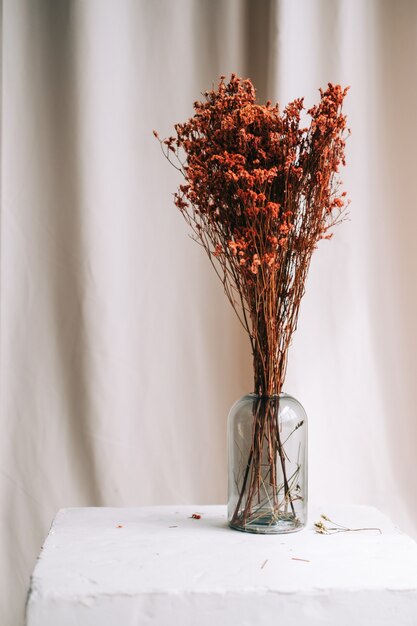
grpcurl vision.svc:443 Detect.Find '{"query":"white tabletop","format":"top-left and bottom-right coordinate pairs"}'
top-left (26, 505), bottom-right (417, 626)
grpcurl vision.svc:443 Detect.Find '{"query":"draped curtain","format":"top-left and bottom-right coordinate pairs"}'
top-left (2, 1), bottom-right (417, 623)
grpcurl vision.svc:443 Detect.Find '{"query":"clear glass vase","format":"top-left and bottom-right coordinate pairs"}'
top-left (227, 393), bottom-right (308, 534)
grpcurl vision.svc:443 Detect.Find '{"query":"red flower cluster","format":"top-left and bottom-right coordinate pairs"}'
top-left (157, 75), bottom-right (348, 281)
top-left (156, 75), bottom-right (349, 395)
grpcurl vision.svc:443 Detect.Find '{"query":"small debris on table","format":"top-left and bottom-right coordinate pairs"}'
top-left (292, 557), bottom-right (310, 563)
top-left (260, 559), bottom-right (268, 569)
top-left (116, 524), bottom-right (123, 528)
top-left (191, 513), bottom-right (202, 519)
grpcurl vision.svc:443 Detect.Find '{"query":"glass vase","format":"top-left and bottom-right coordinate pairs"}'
top-left (227, 393), bottom-right (308, 534)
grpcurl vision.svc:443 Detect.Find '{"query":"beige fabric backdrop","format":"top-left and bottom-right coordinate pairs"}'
top-left (2, 0), bottom-right (417, 624)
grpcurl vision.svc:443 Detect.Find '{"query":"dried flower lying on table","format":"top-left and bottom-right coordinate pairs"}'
top-left (314, 514), bottom-right (382, 535)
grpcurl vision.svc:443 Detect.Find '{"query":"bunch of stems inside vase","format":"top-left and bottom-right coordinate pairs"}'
top-left (229, 394), bottom-right (306, 530)
top-left (155, 74), bottom-right (349, 527)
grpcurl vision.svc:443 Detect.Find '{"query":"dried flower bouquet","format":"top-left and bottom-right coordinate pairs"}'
top-left (155, 75), bottom-right (349, 530)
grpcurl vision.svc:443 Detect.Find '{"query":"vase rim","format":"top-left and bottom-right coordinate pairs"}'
top-left (231, 391), bottom-right (306, 414)
top-left (249, 392), bottom-right (288, 398)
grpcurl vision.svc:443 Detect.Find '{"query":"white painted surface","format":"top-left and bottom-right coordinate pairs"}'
top-left (26, 505), bottom-right (417, 626)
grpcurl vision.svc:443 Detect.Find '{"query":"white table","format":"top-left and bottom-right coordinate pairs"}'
top-left (26, 505), bottom-right (417, 626)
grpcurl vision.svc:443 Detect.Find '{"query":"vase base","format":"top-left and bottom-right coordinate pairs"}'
top-left (229, 511), bottom-right (305, 535)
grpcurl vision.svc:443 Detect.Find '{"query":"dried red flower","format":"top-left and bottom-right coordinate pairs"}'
top-left (156, 74), bottom-right (349, 396)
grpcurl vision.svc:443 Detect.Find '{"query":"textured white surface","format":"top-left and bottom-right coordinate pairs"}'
top-left (26, 505), bottom-right (417, 626)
